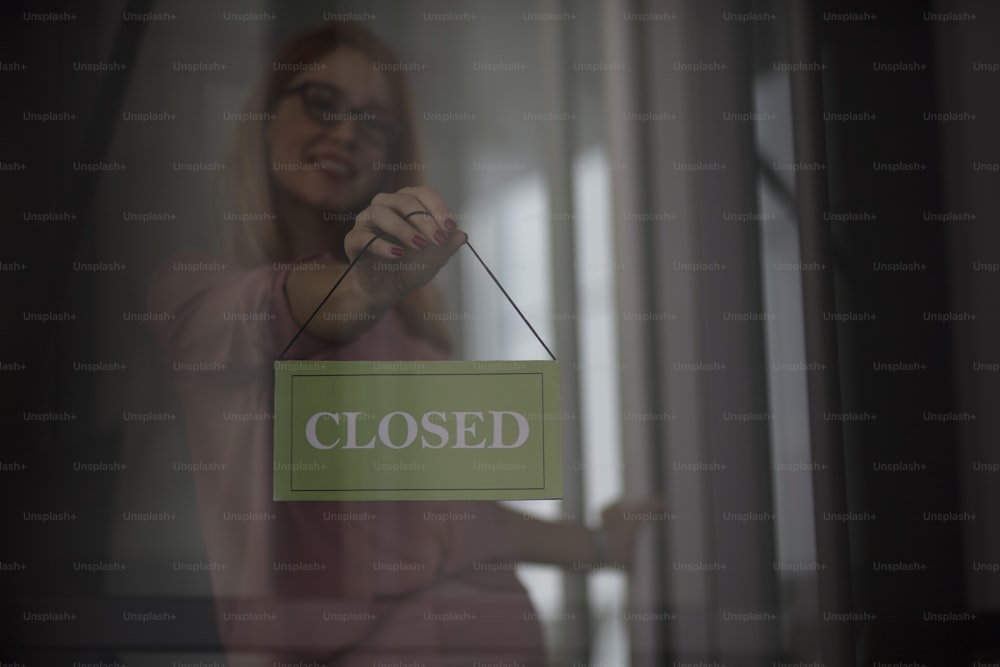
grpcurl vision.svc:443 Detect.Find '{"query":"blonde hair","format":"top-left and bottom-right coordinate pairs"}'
top-left (216, 23), bottom-right (425, 267)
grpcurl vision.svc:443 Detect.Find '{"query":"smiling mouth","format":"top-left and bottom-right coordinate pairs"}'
top-left (313, 156), bottom-right (358, 179)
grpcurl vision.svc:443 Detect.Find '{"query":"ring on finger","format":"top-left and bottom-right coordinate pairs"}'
top-left (403, 210), bottom-right (434, 221)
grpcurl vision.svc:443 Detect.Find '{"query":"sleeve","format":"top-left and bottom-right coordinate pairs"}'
top-left (146, 249), bottom-right (333, 366)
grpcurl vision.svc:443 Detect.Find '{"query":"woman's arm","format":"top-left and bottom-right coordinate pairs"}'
top-left (286, 263), bottom-right (454, 350)
top-left (500, 497), bottom-right (666, 569)
top-left (502, 510), bottom-right (603, 568)
top-left (284, 258), bottom-right (389, 344)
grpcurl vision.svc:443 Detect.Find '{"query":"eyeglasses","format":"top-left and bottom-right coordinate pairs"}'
top-left (277, 82), bottom-right (401, 147)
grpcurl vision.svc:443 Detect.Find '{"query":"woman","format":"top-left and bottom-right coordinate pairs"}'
top-left (148, 22), bottom-right (657, 667)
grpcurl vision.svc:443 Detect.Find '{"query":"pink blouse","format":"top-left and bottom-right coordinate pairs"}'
top-left (147, 249), bottom-right (545, 667)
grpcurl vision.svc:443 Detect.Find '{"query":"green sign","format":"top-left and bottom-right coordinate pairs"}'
top-left (273, 360), bottom-right (562, 501)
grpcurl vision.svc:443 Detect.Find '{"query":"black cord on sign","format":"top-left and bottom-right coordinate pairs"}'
top-left (278, 234), bottom-right (380, 360)
top-left (462, 241), bottom-right (557, 361)
top-left (278, 237), bottom-right (557, 362)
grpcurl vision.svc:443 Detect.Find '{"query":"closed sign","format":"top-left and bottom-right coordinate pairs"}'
top-left (273, 360), bottom-right (562, 501)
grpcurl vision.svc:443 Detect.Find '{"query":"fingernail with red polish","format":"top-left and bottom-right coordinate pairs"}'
top-left (434, 230), bottom-right (449, 245)
top-left (444, 218), bottom-right (457, 231)
top-left (391, 246), bottom-right (405, 257)
top-left (413, 235), bottom-right (429, 249)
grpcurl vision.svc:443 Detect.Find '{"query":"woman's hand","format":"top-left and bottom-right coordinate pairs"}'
top-left (345, 185), bottom-right (467, 311)
top-left (284, 185), bottom-right (464, 349)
